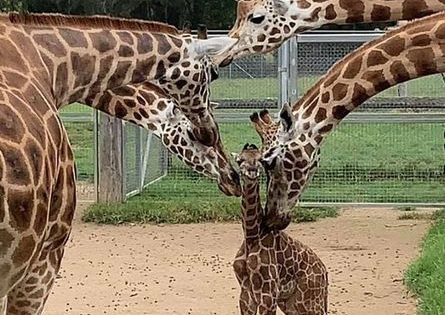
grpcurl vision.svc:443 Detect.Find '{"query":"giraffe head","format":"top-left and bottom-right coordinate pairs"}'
top-left (158, 54), bottom-right (222, 148)
top-left (235, 143), bottom-right (263, 182)
top-left (215, 0), bottom-right (316, 66)
top-left (252, 104), bottom-right (319, 222)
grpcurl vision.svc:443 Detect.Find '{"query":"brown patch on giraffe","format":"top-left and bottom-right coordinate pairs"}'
top-left (24, 138), bottom-right (43, 185)
top-left (332, 83), bottom-right (348, 101)
top-left (107, 61), bottom-right (132, 89)
top-left (59, 28), bottom-right (88, 48)
top-left (0, 263), bottom-right (11, 278)
top-left (367, 50), bottom-right (388, 67)
top-left (314, 108), bottom-right (327, 123)
top-left (390, 61), bottom-right (411, 83)
top-left (325, 4), bottom-right (337, 20)
top-left (412, 34), bottom-right (432, 47)
top-left (11, 235), bottom-right (36, 267)
top-left (304, 144), bottom-right (315, 156)
top-left (407, 48), bottom-right (437, 75)
top-left (362, 69), bottom-right (390, 92)
top-left (8, 188), bottom-right (35, 233)
top-left (135, 33), bottom-right (154, 54)
top-left (3, 70), bottom-right (28, 88)
top-left (132, 56), bottom-right (156, 82)
top-left (46, 115), bottom-right (63, 149)
top-left (379, 36), bottom-right (406, 56)
top-left (342, 56), bottom-right (362, 80)
top-left (339, 0), bottom-right (364, 23)
top-left (115, 102), bottom-right (128, 118)
top-left (168, 52), bottom-right (181, 64)
top-left (154, 34), bottom-right (172, 55)
top-left (0, 38), bottom-right (28, 73)
top-left (55, 62), bottom-right (69, 100)
top-left (116, 31), bottom-right (134, 45)
top-left (123, 99), bottom-right (136, 108)
top-left (371, 4), bottom-right (391, 21)
top-left (0, 143), bottom-right (31, 186)
top-left (351, 83), bottom-right (369, 106)
top-left (71, 53), bottom-right (96, 89)
top-left (0, 103), bottom-right (26, 143)
top-left (402, 0), bottom-right (428, 20)
top-left (49, 172), bottom-right (64, 221)
top-left (90, 30), bottom-right (117, 53)
top-left (34, 202), bottom-right (48, 237)
top-left (33, 33), bottom-right (67, 58)
top-left (118, 45), bottom-right (134, 57)
top-left (332, 105), bottom-right (350, 120)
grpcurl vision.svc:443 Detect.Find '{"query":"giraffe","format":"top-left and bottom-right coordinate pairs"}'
top-left (233, 143), bottom-right (328, 314)
top-left (0, 13), bottom-right (240, 314)
top-left (250, 11), bottom-right (445, 227)
top-left (213, 0), bottom-right (445, 66)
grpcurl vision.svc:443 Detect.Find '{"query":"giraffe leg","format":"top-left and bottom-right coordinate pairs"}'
top-left (7, 239), bottom-right (68, 315)
top-left (239, 286), bottom-right (257, 315)
top-left (278, 287), bottom-right (328, 315)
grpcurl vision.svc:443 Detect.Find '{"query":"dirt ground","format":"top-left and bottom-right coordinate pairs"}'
top-left (44, 206), bottom-right (431, 315)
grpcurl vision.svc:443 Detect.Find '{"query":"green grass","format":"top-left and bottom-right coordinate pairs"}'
top-left (405, 209), bottom-right (445, 315)
top-left (398, 212), bottom-right (433, 220)
top-left (210, 74), bottom-right (445, 100)
top-left (83, 193), bottom-right (338, 225)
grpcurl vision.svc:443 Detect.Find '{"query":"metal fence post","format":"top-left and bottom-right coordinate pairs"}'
top-left (278, 39), bottom-right (290, 108)
top-left (288, 36), bottom-right (299, 105)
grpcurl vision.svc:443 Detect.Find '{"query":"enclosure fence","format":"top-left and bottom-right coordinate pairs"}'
top-left (63, 30), bottom-right (445, 206)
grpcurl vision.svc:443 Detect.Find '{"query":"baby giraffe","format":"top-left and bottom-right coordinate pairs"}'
top-left (233, 144), bottom-right (328, 314)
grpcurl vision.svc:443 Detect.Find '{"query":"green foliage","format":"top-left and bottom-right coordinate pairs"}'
top-left (405, 209), bottom-right (445, 315)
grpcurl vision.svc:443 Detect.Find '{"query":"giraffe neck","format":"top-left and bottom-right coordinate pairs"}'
top-left (289, 0), bottom-right (445, 31)
top-left (241, 178), bottom-right (263, 245)
top-left (293, 11), bottom-right (445, 146)
top-left (26, 26), bottom-right (188, 108)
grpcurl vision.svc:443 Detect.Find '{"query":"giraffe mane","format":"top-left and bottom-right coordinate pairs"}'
top-left (5, 12), bottom-right (180, 35)
top-left (293, 11), bottom-right (444, 111)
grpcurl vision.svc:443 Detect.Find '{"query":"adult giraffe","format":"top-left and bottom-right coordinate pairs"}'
top-left (0, 12), bottom-right (240, 314)
top-left (249, 11), bottom-right (445, 228)
top-left (214, 0), bottom-right (445, 65)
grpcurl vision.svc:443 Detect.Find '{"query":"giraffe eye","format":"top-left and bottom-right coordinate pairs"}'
top-left (249, 14), bottom-right (266, 24)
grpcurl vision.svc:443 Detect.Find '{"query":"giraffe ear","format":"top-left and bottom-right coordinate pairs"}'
top-left (193, 37), bottom-right (238, 57)
top-left (279, 103), bottom-right (295, 132)
top-left (273, 0), bottom-right (291, 15)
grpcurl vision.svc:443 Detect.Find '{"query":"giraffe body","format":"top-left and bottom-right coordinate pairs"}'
top-left (251, 11), bottom-right (445, 226)
top-left (234, 144), bottom-right (328, 314)
top-left (214, 0), bottom-right (445, 65)
top-left (0, 13), bottom-right (239, 314)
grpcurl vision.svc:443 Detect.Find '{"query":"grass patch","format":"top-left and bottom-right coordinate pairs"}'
top-left (398, 212), bottom-right (432, 220)
top-left (405, 209), bottom-right (445, 315)
top-left (83, 195), bottom-right (338, 225)
top-left (397, 206), bottom-right (418, 212)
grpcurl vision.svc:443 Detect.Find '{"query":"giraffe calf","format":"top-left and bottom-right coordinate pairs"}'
top-left (233, 144), bottom-right (328, 314)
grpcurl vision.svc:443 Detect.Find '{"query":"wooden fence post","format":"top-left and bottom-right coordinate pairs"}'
top-left (97, 113), bottom-right (124, 203)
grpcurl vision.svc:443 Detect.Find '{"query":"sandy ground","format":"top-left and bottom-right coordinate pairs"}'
top-left (44, 206), bottom-right (431, 315)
